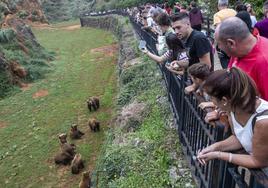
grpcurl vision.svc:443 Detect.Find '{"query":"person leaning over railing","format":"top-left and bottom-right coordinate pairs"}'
top-left (141, 32), bottom-right (188, 75)
top-left (184, 63), bottom-right (210, 95)
top-left (171, 12), bottom-right (213, 70)
top-left (197, 67), bottom-right (268, 171)
top-left (142, 7), bottom-right (163, 35)
top-left (155, 12), bottom-right (175, 56)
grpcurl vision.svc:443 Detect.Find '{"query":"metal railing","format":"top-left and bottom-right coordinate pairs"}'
top-left (80, 11), bottom-right (268, 188)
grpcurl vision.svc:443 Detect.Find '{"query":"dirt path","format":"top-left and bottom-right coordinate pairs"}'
top-left (32, 23), bottom-right (81, 31)
top-left (32, 89), bottom-right (49, 99)
top-left (0, 121), bottom-right (8, 129)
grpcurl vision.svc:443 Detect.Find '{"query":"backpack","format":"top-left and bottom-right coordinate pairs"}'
top-left (252, 109), bottom-right (268, 132)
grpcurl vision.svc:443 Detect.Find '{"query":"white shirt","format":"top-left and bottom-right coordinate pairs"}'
top-left (250, 15), bottom-right (257, 27)
top-left (146, 17), bottom-right (155, 27)
top-left (231, 99), bottom-right (268, 154)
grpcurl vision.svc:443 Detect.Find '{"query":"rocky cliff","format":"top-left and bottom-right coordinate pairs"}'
top-left (0, 0), bottom-right (48, 24)
top-left (0, 0), bottom-right (52, 98)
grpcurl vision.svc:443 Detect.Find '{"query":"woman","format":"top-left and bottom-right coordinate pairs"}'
top-left (197, 67), bottom-right (268, 170)
top-left (142, 33), bottom-right (188, 72)
top-left (245, 3), bottom-right (257, 27)
top-left (189, 1), bottom-right (203, 31)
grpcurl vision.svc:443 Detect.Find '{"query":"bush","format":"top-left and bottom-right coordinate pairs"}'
top-left (24, 64), bottom-right (51, 81)
top-left (17, 10), bottom-right (29, 19)
top-left (0, 70), bottom-right (16, 98)
top-left (117, 62), bottom-right (161, 106)
top-left (0, 29), bottom-right (16, 43)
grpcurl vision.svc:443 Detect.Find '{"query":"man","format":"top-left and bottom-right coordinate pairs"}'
top-left (213, 0), bottom-right (236, 68)
top-left (215, 17), bottom-right (268, 100)
top-left (213, 0), bottom-right (236, 26)
top-left (255, 1), bottom-right (268, 39)
top-left (171, 12), bottom-right (213, 70)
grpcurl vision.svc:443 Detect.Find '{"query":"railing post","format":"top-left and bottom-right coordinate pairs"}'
top-left (209, 124), bottom-right (225, 188)
top-left (178, 73), bottom-right (186, 139)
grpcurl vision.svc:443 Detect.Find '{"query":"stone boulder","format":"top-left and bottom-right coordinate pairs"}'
top-left (116, 100), bottom-right (149, 132)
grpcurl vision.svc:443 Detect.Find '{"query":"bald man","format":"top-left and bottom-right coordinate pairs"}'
top-left (215, 17), bottom-right (268, 100)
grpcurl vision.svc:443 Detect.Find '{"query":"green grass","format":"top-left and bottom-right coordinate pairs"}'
top-left (0, 24), bottom-right (118, 187)
top-left (94, 54), bottom-right (194, 187)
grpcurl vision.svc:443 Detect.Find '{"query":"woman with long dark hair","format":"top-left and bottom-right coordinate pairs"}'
top-left (197, 67), bottom-right (268, 171)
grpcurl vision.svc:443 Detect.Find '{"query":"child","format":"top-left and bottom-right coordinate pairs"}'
top-left (185, 63), bottom-right (210, 95)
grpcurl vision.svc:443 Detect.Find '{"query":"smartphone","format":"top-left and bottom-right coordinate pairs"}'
top-left (138, 40), bottom-right (146, 50)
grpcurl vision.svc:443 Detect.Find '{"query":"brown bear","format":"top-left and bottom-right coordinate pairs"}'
top-left (54, 134), bottom-right (76, 165)
top-left (61, 143), bottom-right (76, 157)
top-left (79, 170), bottom-right (91, 188)
top-left (88, 118), bottom-right (100, 132)
top-left (87, 97), bottom-right (100, 112)
top-left (58, 133), bottom-right (67, 144)
top-left (54, 151), bottom-right (74, 165)
top-left (71, 153), bottom-right (85, 174)
top-left (54, 143), bottom-right (76, 165)
top-left (69, 124), bottom-right (84, 139)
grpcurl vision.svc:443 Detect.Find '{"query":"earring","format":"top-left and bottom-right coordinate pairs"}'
top-left (223, 103), bottom-right (227, 106)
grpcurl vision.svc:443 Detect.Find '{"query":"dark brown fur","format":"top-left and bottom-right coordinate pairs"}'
top-left (54, 151), bottom-right (73, 165)
top-left (88, 118), bottom-right (100, 132)
top-left (87, 97), bottom-right (100, 112)
top-left (54, 143), bottom-right (76, 165)
top-left (79, 171), bottom-right (91, 188)
top-left (69, 124), bottom-right (84, 139)
top-left (61, 143), bottom-right (76, 156)
top-left (54, 135), bottom-right (76, 165)
top-left (71, 153), bottom-right (84, 174)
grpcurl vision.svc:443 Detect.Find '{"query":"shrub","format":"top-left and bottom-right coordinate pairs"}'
top-left (0, 70), bottom-right (16, 98)
top-left (17, 10), bottom-right (29, 19)
top-left (0, 29), bottom-right (16, 43)
top-left (117, 61), bottom-right (161, 106)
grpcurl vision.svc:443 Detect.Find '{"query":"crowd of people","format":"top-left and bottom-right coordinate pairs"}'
top-left (127, 0), bottom-right (268, 174)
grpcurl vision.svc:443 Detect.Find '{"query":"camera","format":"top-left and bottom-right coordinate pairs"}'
top-left (138, 40), bottom-right (146, 50)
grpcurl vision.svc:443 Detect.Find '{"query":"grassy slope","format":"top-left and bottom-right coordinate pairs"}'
top-left (0, 20), bottom-right (118, 187)
top-left (94, 55), bottom-right (194, 187)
